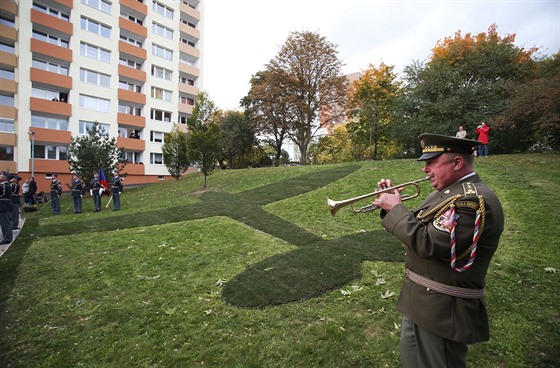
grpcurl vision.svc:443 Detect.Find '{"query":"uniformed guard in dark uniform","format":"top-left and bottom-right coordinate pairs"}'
top-left (0, 172), bottom-right (14, 245)
top-left (71, 173), bottom-right (86, 214)
top-left (372, 133), bottom-right (504, 368)
top-left (10, 175), bottom-right (21, 229)
top-left (50, 173), bottom-right (62, 214)
top-left (110, 170), bottom-right (123, 211)
top-left (90, 172), bottom-right (103, 212)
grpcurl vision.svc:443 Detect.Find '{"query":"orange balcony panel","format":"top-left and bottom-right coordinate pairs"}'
top-left (180, 22), bottom-right (200, 41)
top-left (31, 9), bottom-right (73, 36)
top-left (178, 83), bottom-right (198, 96)
top-left (119, 41), bottom-right (146, 60)
top-left (0, 78), bottom-right (17, 94)
top-left (117, 137), bottom-right (145, 151)
top-left (29, 127), bottom-right (71, 144)
top-left (117, 113), bottom-right (145, 128)
top-left (118, 89), bottom-right (146, 105)
top-left (178, 103), bottom-right (193, 114)
top-left (30, 97), bottom-right (72, 117)
top-left (0, 132), bottom-right (16, 145)
top-left (0, 1), bottom-right (17, 15)
top-left (0, 51), bottom-right (17, 68)
top-left (1, 161), bottom-right (17, 174)
top-left (180, 2), bottom-right (201, 20)
top-left (179, 43), bottom-right (200, 59)
top-left (119, 0), bottom-right (147, 15)
top-left (178, 63), bottom-right (199, 78)
top-left (53, 0), bottom-right (73, 8)
top-left (0, 105), bottom-right (16, 120)
top-left (31, 39), bottom-right (72, 63)
top-left (0, 24), bottom-right (17, 41)
top-left (30, 68), bottom-right (72, 89)
top-left (118, 64), bottom-right (146, 82)
top-left (34, 159), bottom-right (71, 175)
top-left (122, 163), bottom-right (145, 175)
top-left (119, 17), bottom-right (147, 38)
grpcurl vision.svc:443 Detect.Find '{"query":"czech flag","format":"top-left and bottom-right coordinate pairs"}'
top-left (99, 165), bottom-right (110, 195)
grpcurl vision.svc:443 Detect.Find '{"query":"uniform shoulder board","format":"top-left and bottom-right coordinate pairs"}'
top-left (462, 182), bottom-right (478, 197)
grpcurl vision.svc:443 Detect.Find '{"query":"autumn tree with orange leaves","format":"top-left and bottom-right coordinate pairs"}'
top-left (396, 24), bottom-right (537, 155)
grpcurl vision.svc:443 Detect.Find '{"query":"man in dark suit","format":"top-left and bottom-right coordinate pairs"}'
top-left (372, 133), bottom-right (504, 367)
top-left (0, 172), bottom-right (14, 245)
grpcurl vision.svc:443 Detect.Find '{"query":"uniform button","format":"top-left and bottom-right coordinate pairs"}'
top-left (426, 288), bottom-right (431, 291)
top-left (404, 252), bottom-right (407, 256)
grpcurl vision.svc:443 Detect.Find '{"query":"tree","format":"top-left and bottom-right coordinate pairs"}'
top-left (267, 31), bottom-right (347, 164)
top-left (242, 70), bottom-right (291, 166)
top-left (396, 24), bottom-right (537, 153)
top-left (308, 123), bottom-right (355, 164)
top-left (67, 122), bottom-right (123, 185)
top-left (162, 124), bottom-right (189, 180)
top-left (346, 62), bottom-right (402, 160)
top-left (217, 110), bottom-right (256, 169)
top-left (186, 92), bottom-right (221, 188)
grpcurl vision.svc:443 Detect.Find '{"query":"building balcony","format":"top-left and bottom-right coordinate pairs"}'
top-left (0, 51), bottom-right (16, 68)
top-left (33, 159), bottom-right (70, 175)
top-left (179, 42), bottom-right (200, 59)
top-left (0, 78), bottom-right (17, 94)
top-left (0, 24), bottom-right (17, 42)
top-left (178, 103), bottom-right (193, 114)
top-left (0, 132), bottom-right (16, 145)
top-left (119, 0), bottom-right (147, 16)
top-left (117, 112), bottom-right (145, 128)
top-left (117, 136), bottom-right (145, 151)
top-left (119, 17), bottom-right (147, 39)
top-left (0, 105), bottom-right (16, 120)
top-left (180, 1), bottom-right (201, 20)
top-left (53, 0), bottom-right (73, 8)
top-left (30, 39), bottom-right (72, 63)
top-left (180, 22), bottom-right (200, 41)
top-left (30, 68), bottom-right (72, 90)
top-left (178, 83), bottom-right (198, 96)
top-left (119, 41), bottom-right (146, 60)
top-left (118, 88), bottom-right (146, 105)
top-left (29, 127), bottom-right (72, 145)
top-left (179, 63), bottom-right (199, 78)
top-left (122, 163), bottom-right (145, 175)
top-left (118, 64), bottom-right (146, 82)
top-left (31, 9), bottom-right (73, 36)
top-left (30, 97), bottom-right (72, 117)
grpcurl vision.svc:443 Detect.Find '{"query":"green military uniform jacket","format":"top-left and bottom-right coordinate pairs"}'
top-left (381, 173), bottom-right (504, 344)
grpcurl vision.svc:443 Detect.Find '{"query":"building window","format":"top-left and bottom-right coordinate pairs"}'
top-left (150, 152), bottom-right (163, 165)
top-left (31, 87), bottom-right (67, 102)
top-left (31, 114), bottom-right (68, 130)
top-left (120, 34), bottom-right (143, 48)
top-left (80, 69), bottom-right (111, 87)
top-left (150, 109), bottom-right (171, 123)
top-left (119, 80), bottom-right (142, 93)
top-left (120, 12), bottom-right (143, 25)
top-left (152, 1), bottom-right (173, 19)
top-left (32, 59), bottom-right (69, 76)
top-left (81, 17), bottom-right (111, 38)
top-left (0, 94), bottom-right (14, 107)
top-left (81, 42), bottom-right (111, 62)
top-left (32, 30), bottom-right (69, 48)
top-left (180, 76), bottom-right (195, 86)
top-left (151, 87), bottom-right (172, 102)
top-left (82, 0), bottom-right (112, 14)
top-left (79, 120), bottom-right (110, 135)
top-left (34, 145), bottom-right (68, 160)
top-left (121, 151), bottom-right (142, 164)
top-left (152, 44), bottom-right (173, 61)
top-left (119, 57), bottom-right (142, 70)
top-left (79, 95), bottom-right (110, 112)
top-left (118, 103), bottom-right (142, 116)
top-left (151, 65), bottom-right (172, 81)
top-left (150, 131), bottom-right (165, 143)
top-left (0, 146), bottom-right (14, 161)
top-left (179, 53), bottom-right (196, 66)
top-left (152, 22), bottom-right (174, 40)
top-left (32, 2), bottom-right (70, 21)
top-left (0, 41), bottom-right (15, 54)
top-left (0, 118), bottom-right (14, 133)
top-left (0, 15), bottom-right (15, 27)
top-left (180, 37), bottom-right (196, 48)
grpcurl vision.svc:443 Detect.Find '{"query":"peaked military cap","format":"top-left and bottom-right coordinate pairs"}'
top-left (0, 171), bottom-right (13, 179)
top-left (418, 133), bottom-right (479, 161)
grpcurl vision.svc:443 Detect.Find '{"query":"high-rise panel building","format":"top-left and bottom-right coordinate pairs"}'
top-left (0, 0), bottom-right (203, 192)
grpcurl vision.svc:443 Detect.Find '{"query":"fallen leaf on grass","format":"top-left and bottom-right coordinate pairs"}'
top-left (544, 267), bottom-right (558, 273)
top-left (380, 290), bottom-right (395, 299)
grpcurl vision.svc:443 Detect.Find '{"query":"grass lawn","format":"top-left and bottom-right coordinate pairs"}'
top-left (1, 154), bottom-right (558, 367)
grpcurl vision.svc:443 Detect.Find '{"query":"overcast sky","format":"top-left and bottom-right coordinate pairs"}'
top-left (202, 0), bottom-right (559, 111)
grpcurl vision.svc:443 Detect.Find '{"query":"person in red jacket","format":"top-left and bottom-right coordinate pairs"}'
top-left (475, 122), bottom-right (490, 157)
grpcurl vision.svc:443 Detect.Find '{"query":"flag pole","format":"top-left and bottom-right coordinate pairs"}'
top-left (105, 195), bottom-right (113, 208)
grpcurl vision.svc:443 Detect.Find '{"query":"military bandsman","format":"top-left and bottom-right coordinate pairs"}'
top-left (10, 175), bottom-right (22, 229)
top-left (90, 172), bottom-right (103, 212)
top-left (50, 173), bottom-right (62, 214)
top-left (372, 133), bottom-right (504, 367)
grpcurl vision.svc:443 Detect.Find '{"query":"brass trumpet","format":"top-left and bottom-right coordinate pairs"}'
top-left (327, 177), bottom-right (430, 216)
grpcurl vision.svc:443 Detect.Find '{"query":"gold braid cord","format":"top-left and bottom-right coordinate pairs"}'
top-left (416, 195), bottom-right (486, 260)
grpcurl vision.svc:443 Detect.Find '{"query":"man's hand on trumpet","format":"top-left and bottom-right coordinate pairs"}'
top-left (371, 178), bottom-right (404, 212)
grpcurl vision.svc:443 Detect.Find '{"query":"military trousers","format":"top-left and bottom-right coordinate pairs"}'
top-left (400, 315), bottom-right (468, 368)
